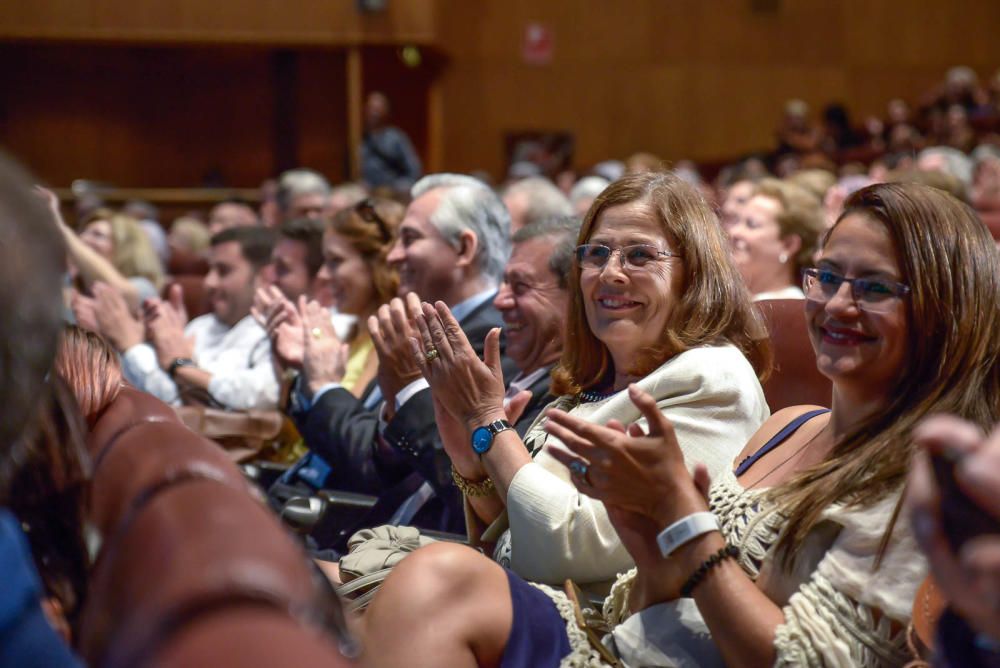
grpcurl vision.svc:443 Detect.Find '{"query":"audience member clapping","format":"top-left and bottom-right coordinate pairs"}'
top-left (87, 226), bottom-right (280, 410)
top-left (257, 198), bottom-right (403, 399)
top-left (401, 171), bottom-right (770, 594)
top-left (37, 187), bottom-right (164, 312)
top-left (357, 180), bottom-right (1000, 668)
top-left (263, 176), bottom-right (514, 539)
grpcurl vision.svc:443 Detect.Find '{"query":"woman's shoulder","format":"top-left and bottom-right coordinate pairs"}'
top-left (733, 405), bottom-right (830, 463)
top-left (656, 343), bottom-right (756, 377)
top-left (645, 344), bottom-right (763, 401)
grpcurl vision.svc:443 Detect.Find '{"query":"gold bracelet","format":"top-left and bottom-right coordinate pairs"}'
top-left (451, 465), bottom-right (495, 498)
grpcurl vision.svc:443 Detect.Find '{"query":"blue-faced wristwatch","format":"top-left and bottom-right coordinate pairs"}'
top-left (470, 419), bottom-right (514, 455)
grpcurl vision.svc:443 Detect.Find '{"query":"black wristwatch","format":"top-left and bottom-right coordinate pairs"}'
top-left (168, 357), bottom-right (196, 378)
top-left (470, 419), bottom-right (513, 455)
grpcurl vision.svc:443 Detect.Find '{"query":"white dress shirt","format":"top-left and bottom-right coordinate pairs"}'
top-left (121, 314), bottom-right (279, 410)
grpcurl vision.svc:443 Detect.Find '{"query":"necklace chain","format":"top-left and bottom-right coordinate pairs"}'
top-left (579, 388), bottom-right (616, 403)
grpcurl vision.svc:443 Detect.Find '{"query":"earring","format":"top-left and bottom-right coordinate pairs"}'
top-left (778, 252), bottom-right (788, 264)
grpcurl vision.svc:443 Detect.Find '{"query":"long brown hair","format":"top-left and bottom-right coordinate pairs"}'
top-left (551, 171), bottom-right (771, 395)
top-left (329, 197), bottom-right (403, 306)
top-left (771, 182), bottom-right (1000, 566)
top-left (81, 209), bottom-right (165, 290)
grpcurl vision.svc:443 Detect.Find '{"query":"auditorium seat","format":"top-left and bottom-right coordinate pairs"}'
top-left (79, 385), bottom-right (353, 666)
top-left (167, 248), bottom-right (210, 277)
top-left (88, 418), bottom-right (247, 537)
top-left (755, 298), bottom-right (832, 412)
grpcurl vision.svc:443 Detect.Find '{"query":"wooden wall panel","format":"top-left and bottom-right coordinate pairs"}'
top-left (2, 0), bottom-right (999, 187)
top-left (0, 0), bottom-right (437, 45)
top-left (0, 45), bottom-right (276, 187)
top-left (0, 44), bottom-right (355, 188)
top-left (436, 0), bottom-right (1000, 177)
top-left (296, 50), bottom-right (351, 181)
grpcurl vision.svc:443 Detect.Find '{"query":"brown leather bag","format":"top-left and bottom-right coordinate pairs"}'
top-left (174, 406), bottom-right (301, 463)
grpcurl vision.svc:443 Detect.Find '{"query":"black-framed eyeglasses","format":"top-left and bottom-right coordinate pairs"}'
top-left (355, 198), bottom-right (392, 242)
top-left (802, 267), bottom-right (910, 313)
top-left (575, 243), bottom-right (678, 271)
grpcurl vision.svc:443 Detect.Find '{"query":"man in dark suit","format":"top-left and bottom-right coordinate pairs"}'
top-left (272, 174), bottom-right (514, 506)
top-left (371, 216), bottom-right (580, 538)
top-left (277, 212), bottom-right (580, 551)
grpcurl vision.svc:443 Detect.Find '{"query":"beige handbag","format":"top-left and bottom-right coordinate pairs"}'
top-left (337, 525), bottom-right (439, 611)
top-left (174, 406), bottom-right (301, 463)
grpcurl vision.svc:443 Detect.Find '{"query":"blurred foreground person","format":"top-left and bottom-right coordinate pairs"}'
top-left (0, 151), bottom-right (83, 666)
top-left (909, 417), bottom-right (1000, 667)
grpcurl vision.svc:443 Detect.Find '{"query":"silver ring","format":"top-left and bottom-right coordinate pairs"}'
top-left (424, 348), bottom-right (440, 362)
top-left (568, 459), bottom-right (590, 483)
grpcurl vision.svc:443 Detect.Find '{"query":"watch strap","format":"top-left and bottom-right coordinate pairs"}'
top-left (483, 418), bottom-right (513, 436)
top-left (168, 357), bottom-right (196, 378)
top-left (471, 418), bottom-right (514, 455)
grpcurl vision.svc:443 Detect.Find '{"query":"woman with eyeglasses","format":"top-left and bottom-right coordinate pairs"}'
top-left (354, 184), bottom-right (1000, 667)
top-left (392, 171), bottom-right (770, 594)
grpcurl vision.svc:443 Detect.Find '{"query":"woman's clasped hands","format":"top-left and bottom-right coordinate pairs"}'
top-left (545, 385), bottom-right (715, 581)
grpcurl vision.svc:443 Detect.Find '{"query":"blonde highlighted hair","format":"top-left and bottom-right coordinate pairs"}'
top-left (81, 209), bottom-right (164, 290)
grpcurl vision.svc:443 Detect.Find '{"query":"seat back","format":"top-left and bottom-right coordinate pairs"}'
top-left (755, 299), bottom-right (831, 412)
top-left (80, 386), bottom-right (352, 667)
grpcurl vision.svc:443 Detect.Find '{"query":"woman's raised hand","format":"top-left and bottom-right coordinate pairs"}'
top-left (299, 296), bottom-right (349, 395)
top-left (435, 388), bottom-right (533, 484)
top-left (411, 301), bottom-right (507, 428)
top-left (544, 384), bottom-right (710, 528)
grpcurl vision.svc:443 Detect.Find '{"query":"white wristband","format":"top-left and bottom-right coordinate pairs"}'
top-left (656, 511), bottom-right (719, 558)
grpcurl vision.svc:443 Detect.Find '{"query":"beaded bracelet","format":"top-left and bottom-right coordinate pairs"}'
top-left (680, 544), bottom-right (740, 598)
top-left (450, 465), bottom-right (496, 497)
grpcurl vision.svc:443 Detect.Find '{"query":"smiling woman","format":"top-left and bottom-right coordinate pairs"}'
top-left (401, 171), bottom-right (773, 596)
top-left (727, 178), bottom-right (824, 300)
top-left (313, 198), bottom-right (402, 395)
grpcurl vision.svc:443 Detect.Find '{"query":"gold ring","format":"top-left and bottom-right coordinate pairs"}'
top-left (310, 327), bottom-right (323, 340)
top-left (424, 348), bottom-right (440, 362)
